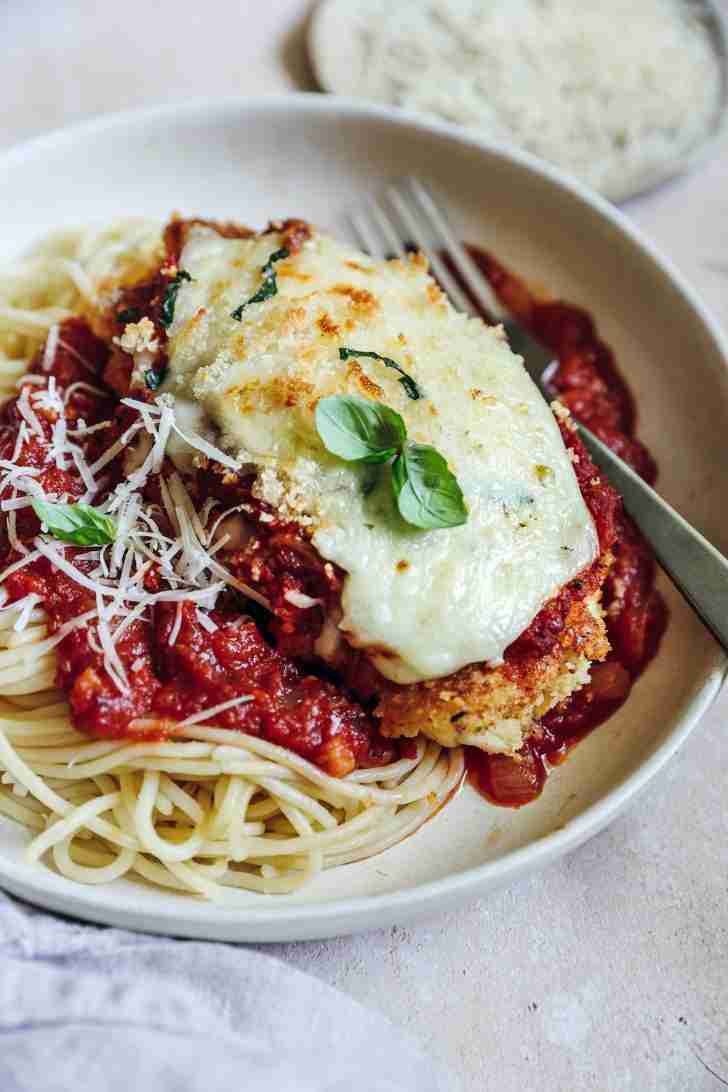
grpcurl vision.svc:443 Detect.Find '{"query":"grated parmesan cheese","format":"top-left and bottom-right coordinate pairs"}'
top-left (323, 0), bottom-right (723, 199)
top-left (179, 694), bottom-right (253, 726)
top-left (284, 590), bottom-right (323, 610)
top-left (0, 378), bottom-right (272, 696)
top-left (16, 386), bottom-right (44, 438)
top-left (41, 324), bottom-right (60, 373)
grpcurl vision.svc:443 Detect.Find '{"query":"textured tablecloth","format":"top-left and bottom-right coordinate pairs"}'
top-left (0, 891), bottom-right (450, 1092)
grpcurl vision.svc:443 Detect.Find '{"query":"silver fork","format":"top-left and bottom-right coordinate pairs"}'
top-left (348, 177), bottom-right (728, 655)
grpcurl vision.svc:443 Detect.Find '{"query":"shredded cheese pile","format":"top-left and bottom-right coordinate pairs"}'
top-left (328, 0), bottom-right (723, 199)
top-left (0, 382), bottom-right (268, 697)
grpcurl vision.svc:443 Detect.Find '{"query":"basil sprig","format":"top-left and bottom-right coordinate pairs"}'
top-left (31, 500), bottom-right (117, 546)
top-left (315, 394), bottom-right (467, 530)
top-left (231, 247), bottom-right (289, 320)
top-left (315, 395), bottom-right (406, 464)
top-left (391, 444), bottom-right (467, 530)
top-left (338, 347), bottom-right (421, 401)
top-left (160, 270), bottom-right (191, 329)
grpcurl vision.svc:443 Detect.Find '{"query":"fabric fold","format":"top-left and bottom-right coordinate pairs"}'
top-left (0, 891), bottom-right (450, 1092)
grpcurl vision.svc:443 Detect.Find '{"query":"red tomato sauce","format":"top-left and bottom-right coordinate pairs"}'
top-left (0, 319), bottom-right (392, 778)
top-left (465, 248), bottom-right (667, 807)
top-left (504, 421), bottom-right (620, 666)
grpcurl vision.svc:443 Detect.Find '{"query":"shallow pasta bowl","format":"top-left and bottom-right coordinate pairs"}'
top-left (0, 96), bottom-right (726, 942)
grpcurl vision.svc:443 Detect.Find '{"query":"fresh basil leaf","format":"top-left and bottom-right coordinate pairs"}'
top-left (391, 443), bottom-right (467, 529)
top-left (315, 395), bottom-right (406, 464)
top-left (231, 247), bottom-right (290, 320)
top-left (31, 500), bottom-right (117, 546)
top-left (116, 307), bottom-right (142, 324)
top-left (145, 365), bottom-right (166, 391)
top-left (339, 347), bottom-right (422, 401)
top-left (160, 270), bottom-right (192, 329)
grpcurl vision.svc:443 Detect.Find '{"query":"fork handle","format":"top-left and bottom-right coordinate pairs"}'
top-left (578, 423), bottom-right (728, 655)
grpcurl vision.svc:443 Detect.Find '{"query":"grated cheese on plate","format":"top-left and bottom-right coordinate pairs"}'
top-left (314, 0), bottom-right (724, 199)
top-left (0, 379), bottom-right (270, 695)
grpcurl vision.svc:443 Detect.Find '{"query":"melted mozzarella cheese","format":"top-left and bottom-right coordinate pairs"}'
top-left (164, 226), bottom-right (598, 683)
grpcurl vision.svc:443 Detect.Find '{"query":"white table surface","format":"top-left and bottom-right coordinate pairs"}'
top-left (2, 2), bottom-right (727, 1088)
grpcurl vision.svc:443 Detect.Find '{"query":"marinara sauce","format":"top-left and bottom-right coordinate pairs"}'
top-left (465, 248), bottom-right (667, 807)
top-left (0, 319), bottom-right (392, 779)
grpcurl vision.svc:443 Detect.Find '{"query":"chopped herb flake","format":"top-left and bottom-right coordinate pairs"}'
top-left (160, 270), bottom-right (191, 329)
top-left (145, 366), bottom-right (166, 391)
top-left (231, 247), bottom-right (289, 320)
top-left (116, 307), bottom-right (142, 324)
top-left (535, 463), bottom-right (554, 484)
top-left (338, 347), bottom-right (421, 400)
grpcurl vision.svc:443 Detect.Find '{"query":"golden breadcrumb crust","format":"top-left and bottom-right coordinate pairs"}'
top-left (373, 568), bottom-right (611, 755)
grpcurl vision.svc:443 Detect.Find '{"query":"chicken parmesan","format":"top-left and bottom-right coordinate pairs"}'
top-left (157, 220), bottom-right (607, 746)
top-left (0, 214), bottom-right (665, 900)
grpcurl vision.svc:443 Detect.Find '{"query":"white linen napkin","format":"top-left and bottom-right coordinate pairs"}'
top-left (0, 890), bottom-right (451, 1092)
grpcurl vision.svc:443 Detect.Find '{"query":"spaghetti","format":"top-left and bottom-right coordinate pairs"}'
top-left (0, 222), bottom-right (463, 902)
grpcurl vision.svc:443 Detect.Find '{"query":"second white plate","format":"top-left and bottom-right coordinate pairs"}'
top-left (309, 0), bottom-right (728, 203)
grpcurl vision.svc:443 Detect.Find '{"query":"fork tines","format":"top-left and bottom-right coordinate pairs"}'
top-left (347, 177), bottom-right (504, 322)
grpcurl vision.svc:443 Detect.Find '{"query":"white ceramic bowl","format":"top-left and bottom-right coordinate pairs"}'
top-left (0, 96), bottom-right (726, 942)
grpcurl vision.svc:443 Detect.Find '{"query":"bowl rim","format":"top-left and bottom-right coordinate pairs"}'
top-left (0, 93), bottom-right (726, 939)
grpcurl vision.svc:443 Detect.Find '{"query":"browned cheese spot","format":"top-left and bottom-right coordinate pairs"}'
top-left (470, 389), bottom-right (497, 405)
top-left (345, 260), bottom-right (373, 274)
top-left (331, 284), bottom-right (379, 314)
top-left (317, 312), bottom-right (341, 337)
top-left (229, 376), bottom-right (314, 412)
top-left (278, 306), bottom-right (307, 336)
top-left (278, 264), bottom-right (312, 282)
top-left (345, 361), bottom-right (383, 399)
